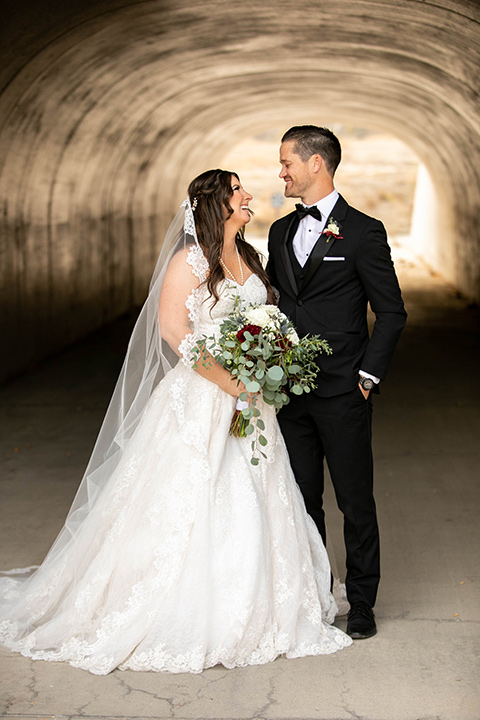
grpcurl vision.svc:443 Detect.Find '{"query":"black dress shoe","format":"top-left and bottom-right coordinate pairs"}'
top-left (346, 601), bottom-right (377, 639)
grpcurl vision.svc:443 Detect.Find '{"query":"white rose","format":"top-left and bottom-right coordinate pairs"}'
top-left (287, 329), bottom-right (300, 345)
top-left (327, 221), bottom-right (340, 235)
top-left (244, 306), bottom-right (272, 327)
top-left (265, 305), bottom-right (279, 316)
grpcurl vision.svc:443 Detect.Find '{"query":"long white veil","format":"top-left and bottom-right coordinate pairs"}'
top-left (0, 198), bottom-right (198, 595)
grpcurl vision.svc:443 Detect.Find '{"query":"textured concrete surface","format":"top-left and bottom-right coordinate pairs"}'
top-left (1, 246), bottom-right (479, 719)
top-left (1, 0), bottom-right (479, 381)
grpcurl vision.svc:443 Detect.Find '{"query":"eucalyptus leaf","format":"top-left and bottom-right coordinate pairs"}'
top-left (195, 296), bottom-right (332, 466)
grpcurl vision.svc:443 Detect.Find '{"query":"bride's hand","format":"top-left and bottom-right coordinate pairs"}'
top-left (223, 375), bottom-right (247, 398)
top-left (225, 377), bottom-right (260, 405)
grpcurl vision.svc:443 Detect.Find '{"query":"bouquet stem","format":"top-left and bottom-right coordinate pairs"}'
top-left (229, 409), bottom-right (250, 437)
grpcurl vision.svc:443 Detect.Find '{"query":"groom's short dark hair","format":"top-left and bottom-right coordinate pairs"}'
top-left (282, 125), bottom-right (341, 176)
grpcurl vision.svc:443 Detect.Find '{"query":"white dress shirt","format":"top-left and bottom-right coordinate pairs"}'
top-left (293, 189), bottom-right (379, 386)
top-left (293, 189), bottom-right (339, 267)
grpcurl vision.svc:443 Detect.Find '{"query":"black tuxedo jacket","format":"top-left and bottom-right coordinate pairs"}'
top-left (267, 195), bottom-right (407, 397)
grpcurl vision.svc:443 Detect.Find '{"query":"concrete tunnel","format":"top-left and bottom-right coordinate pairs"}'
top-left (0, 0), bottom-right (479, 383)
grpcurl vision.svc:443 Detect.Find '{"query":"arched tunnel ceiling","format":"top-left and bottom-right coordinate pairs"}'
top-left (0, 0), bottom-right (479, 381)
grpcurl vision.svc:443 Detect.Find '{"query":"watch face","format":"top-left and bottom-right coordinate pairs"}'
top-left (361, 377), bottom-right (374, 390)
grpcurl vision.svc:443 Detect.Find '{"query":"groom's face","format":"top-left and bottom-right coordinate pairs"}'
top-left (279, 140), bottom-right (314, 200)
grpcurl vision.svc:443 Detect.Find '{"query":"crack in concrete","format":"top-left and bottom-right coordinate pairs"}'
top-left (1, 716), bottom-right (447, 720)
top-left (111, 672), bottom-right (176, 717)
top-left (248, 668), bottom-right (281, 720)
top-left (0, 707), bottom-right (451, 720)
top-left (26, 659), bottom-right (40, 702)
top-left (253, 664), bottom-right (287, 720)
top-left (336, 657), bottom-right (361, 720)
top-left (74, 698), bottom-right (95, 717)
top-left (186, 668), bottom-right (233, 710)
top-left (376, 614), bottom-right (479, 624)
top-left (198, 669), bottom-right (231, 685)
top-left (1, 695), bottom-right (15, 714)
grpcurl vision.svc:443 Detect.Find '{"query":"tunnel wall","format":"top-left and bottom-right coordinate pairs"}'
top-left (0, 0), bottom-right (479, 382)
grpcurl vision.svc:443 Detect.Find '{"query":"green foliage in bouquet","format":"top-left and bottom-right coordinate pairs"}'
top-left (194, 297), bottom-right (332, 464)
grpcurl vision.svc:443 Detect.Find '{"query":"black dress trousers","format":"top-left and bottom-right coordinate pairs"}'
top-left (278, 386), bottom-right (380, 608)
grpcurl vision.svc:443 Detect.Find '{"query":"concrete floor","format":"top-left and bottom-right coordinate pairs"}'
top-left (0, 245), bottom-right (479, 720)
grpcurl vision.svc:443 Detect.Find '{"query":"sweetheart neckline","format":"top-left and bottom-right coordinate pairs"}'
top-left (221, 274), bottom-right (262, 288)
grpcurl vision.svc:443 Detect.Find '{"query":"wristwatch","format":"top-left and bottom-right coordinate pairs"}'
top-left (358, 375), bottom-right (374, 391)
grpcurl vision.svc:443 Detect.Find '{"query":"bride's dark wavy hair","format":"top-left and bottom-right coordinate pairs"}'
top-left (188, 169), bottom-right (273, 305)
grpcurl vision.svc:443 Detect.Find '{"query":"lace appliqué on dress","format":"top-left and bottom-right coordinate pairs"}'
top-left (179, 245), bottom-right (210, 367)
top-left (186, 245), bottom-right (208, 282)
top-left (182, 198), bottom-right (197, 239)
top-left (178, 332), bottom-right (198, 367)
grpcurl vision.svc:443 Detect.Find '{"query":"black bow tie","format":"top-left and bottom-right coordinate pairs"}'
top-left (295, 204), bottom-right (322, 221)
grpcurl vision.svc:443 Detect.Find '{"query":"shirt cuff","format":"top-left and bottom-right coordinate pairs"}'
top-left (359, 370), bottom-right (380, 384)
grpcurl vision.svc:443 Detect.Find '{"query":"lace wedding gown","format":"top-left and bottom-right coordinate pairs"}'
top-left (0, 246), bottom-right (352, 674)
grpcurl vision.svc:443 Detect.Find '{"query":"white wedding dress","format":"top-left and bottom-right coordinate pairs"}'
top-left (0, 246), bottom-right (352, 674)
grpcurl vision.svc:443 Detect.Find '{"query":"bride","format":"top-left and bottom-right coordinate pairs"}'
top-left (0, 169), bottom-right (352, 674)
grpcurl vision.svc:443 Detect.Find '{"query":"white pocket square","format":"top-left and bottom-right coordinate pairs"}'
top-left (324, 256), bottom-right (345, 261)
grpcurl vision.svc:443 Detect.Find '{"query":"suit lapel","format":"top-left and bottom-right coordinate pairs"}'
top-left (298, 231), bottom-right (338, 292)
top-left (298, 196), bottom-right (347, 293)
top-left (279, 213), bottom-right (299, 295)
top-left (276, 196), bottom-right (348, 296)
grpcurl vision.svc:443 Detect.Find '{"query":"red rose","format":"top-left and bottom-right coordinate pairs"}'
top-left (236, 324), bottom-right (262, 342)
top-left (277, 335), bottom-right (292, 350)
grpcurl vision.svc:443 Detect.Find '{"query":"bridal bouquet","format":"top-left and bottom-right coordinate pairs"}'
top-left (194, 298), bottom-right (332, 464)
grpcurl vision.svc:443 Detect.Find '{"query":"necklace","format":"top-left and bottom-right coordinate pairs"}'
top-left (220, 244), bottom-right (244, 285)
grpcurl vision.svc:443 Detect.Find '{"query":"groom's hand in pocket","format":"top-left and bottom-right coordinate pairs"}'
top-left (358, 383), bottom-right (371, 400)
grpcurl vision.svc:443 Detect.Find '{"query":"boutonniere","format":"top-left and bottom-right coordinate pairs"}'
top-left (322, 217), bottom-right (343, 243)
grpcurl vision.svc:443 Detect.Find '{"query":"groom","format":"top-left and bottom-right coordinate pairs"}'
top-left (267, 125), bottom-right (406, 639)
